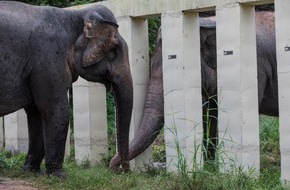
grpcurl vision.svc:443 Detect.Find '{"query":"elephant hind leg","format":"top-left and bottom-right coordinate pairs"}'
top-left (23, 105), bottom-right (45, 173)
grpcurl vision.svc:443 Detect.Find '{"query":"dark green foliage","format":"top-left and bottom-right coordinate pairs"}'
top-left (106, 92), bottom-right (115, 137)
top-left (148, 17), bottom-right (161, 57)
top-left (0, 152), bottom-right (25, 172)
top-left (106, 92), bottom-right (117, 159)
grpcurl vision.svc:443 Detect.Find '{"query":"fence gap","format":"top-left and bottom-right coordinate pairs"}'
top-left (198, 10), bottom-right (218, 166)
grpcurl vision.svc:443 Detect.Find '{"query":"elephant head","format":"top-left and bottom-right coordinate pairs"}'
top-left (69, 7), bottom-right (133, 172)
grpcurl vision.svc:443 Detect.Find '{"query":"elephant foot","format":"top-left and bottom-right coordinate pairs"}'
top-left (109, 155), bottom-right (130, 173)
top-left (45, 158), bottom-right (66, 178)
top-left (121, 161), bottom-right (130, 173)
top-left (109, 155), bottom-right (121, 171)
top-left (23, 155), bottom-right (42, 173)
top-left (22, 164), bottom-right (42, 174)
top-left (46, 169), bottom-right (66, 178)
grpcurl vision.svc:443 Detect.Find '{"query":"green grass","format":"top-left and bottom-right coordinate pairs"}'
top-left (0, 152), bottom-right (176, 190)
top-left (0, 115), bottom-right (287, 190)
top-left (259, 115), bottom-right (282, 188)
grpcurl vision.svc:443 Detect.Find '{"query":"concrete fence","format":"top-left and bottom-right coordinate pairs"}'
top-left (1, 0), bottom-right (290, 182)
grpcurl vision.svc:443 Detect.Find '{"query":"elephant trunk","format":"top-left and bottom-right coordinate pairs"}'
top-left (129, 59), bottom-right (164, 159)
top-left (109, 40), bottom-right (133, 172)
top-left (110, 44), bottom-right (164, 168)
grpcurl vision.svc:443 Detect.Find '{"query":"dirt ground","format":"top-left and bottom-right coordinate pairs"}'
top-left (0, 178), bottom-right (41, 190)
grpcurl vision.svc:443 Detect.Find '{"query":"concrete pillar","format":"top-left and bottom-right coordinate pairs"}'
top-left (0, 117), bottom-right (3, 150)
top-left (73, 78), bottom-right (108, 166)
top-left (216, 4), bottom-right (259, 172)
top-left (4, 109), bottom-right (28, 153)
top-left (117, 16), bottom-right (151, 170)
top-left (161, 11), bottom-right (203, 172)
top-left (275, 0), bottom-right (290, 183)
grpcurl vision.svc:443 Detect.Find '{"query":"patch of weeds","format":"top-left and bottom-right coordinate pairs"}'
top-left (260, 115), bottom-right (280, 169)
top-left (153, 144), bottom-right (165, 160)
top-left (163, 111), bottom-right (285, 190)
top-left (0, 152), bottom-right (25, 171)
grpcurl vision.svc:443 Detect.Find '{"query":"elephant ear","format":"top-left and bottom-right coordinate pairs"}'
top-left (82, 12), bottom-right (119, 67)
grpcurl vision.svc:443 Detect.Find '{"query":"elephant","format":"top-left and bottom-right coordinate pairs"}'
top-left (109, 10), bottom-right (277, 168)
top-left (0, 2), bottom-right (133, 176)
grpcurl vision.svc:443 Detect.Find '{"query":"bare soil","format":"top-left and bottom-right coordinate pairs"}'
top-left (0, 178), bottom-right (42, 190)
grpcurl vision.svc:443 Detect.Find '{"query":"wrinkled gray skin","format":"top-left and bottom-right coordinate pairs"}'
top-left (110, 11), bottom-right (277, 168)
top-left (0, 2), bottom-right (133, 176)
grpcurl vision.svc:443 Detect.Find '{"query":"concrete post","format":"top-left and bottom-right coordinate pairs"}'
top-left (162, 11), bottom-right (203, 172)
top-left (4, 109), bottom-right (28, 153)
top-left (0, 117), bottom-right (3, 150)
top-left (216, 4), bottom-right (259, 172)
top-left (117, 16), bottom-right (151, 170)
top-left (275, 0), bottom-right (290, 183)
top-left (73, 78), bottom-right (108, 166)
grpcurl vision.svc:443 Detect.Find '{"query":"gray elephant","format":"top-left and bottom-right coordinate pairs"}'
top-left (0, 2), bottom-right (133, 176)
top-left (110, 10), bottom-right (277, 168)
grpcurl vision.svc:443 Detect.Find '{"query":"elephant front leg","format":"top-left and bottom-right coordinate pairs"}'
top-left (23, 105), bottom-right (45, 173)
top-left (41, 103), bottom-right (70, 177)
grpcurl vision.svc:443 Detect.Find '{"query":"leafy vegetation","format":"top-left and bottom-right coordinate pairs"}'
top-left (148, 17), bottom-right (161, 57)
top-left (106, 92), bottom-right (117, 160)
